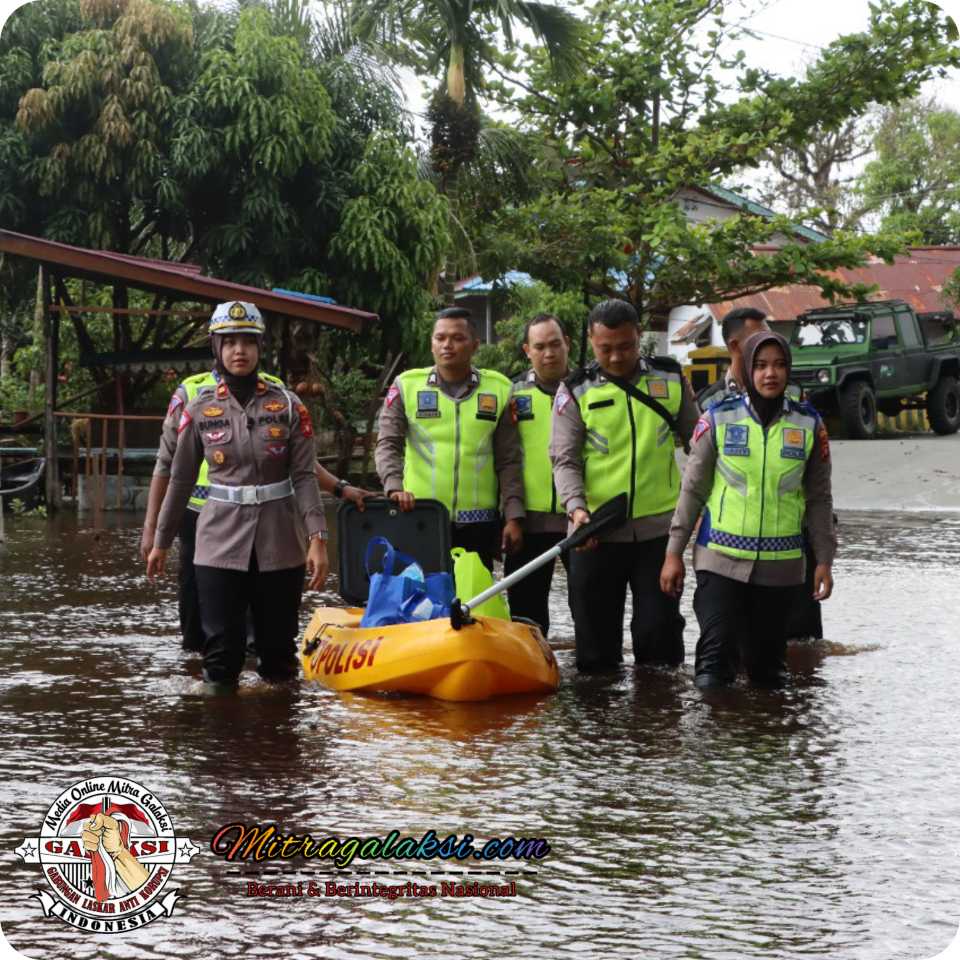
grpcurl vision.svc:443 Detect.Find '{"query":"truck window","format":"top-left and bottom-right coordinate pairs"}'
top-left (870, 313), bottom-right (898, 350)
top-left (919, 313), bottom-right (958, 346)
top-left (897, 313), bottom-right (922, 348)
top-left (793, 319), bottom-right (867, 346)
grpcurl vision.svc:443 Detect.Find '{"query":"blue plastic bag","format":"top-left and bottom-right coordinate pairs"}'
top-left (359, 536), bottom-right (455, 627)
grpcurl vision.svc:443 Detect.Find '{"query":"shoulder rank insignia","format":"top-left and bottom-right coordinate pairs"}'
top-left (216, 382), bottom-right (228, 400)
top-left (256, 379), bottom-right (267, 395)
top-left (297, 403), bottom-right (314, 438)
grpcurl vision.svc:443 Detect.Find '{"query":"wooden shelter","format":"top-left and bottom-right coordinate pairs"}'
top-left (0, 229), bottom-right (378, 509)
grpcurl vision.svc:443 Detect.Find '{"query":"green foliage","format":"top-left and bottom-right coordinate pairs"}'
top-left (859, 98), bottom-right (960, 245)
top-left (0, 0), bottom-right (448, 411)
top-left (483, 0), bottom-right (959, 320)
top-left (473, 281), bottom-right (587, 375)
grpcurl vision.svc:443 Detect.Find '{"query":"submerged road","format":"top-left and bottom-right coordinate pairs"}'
top-left (1, 434), bottom-right (959, 960)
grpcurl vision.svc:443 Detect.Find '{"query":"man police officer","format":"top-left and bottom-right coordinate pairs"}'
top-left (506, 314), bottom-right (572, 636)
top-left (551, 299), bottom-right (699, 672)
top-left (375, 307), bottom-right (524, 570)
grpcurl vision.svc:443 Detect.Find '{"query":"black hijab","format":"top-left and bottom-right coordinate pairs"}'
top-left (741, 330), bottom-right (792, 427)
top-left (212, 334), bottom-right (260, 407)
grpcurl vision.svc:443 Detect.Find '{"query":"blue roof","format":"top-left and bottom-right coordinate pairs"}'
top-left (455, 271), bottom-right (535, 294)
top-left (271, 287), bottom-right (337, 304)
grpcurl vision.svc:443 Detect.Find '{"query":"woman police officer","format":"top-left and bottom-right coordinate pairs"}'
top-left (147, 301), bottom-right (328, 693)
top-left (659, 331), bottom-right (836, 688)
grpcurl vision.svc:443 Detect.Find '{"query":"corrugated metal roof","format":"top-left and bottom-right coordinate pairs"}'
top-left (0, 229), bottom-right (376, 332)
top-left (705, 248), bottom-right (960, 323)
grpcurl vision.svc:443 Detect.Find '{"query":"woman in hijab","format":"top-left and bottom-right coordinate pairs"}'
top-left (659, 331), bottom-right (837, 688)
top-left (148, 301), bottom-right (328, 694)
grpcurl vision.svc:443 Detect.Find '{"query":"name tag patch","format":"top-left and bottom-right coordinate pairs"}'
top-left (647, 379), bottom-right (669, 399)
top-left (477, 393), bottom-right (498, 421)
top-left (781, 427), bottom-right (806, 459)
top-left (416, 390), bottom-right (440, 419)
top-left (513, 395), bottom-right (534, 421)
top-left (723, 424), bottom-right (750, 456)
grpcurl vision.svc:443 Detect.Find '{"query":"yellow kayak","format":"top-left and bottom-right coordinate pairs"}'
top-left (300, 607), bottom-right (560, 702)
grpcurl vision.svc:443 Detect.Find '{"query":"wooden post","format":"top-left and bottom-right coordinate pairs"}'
top-left (42, 267), bottom-right (61, 510)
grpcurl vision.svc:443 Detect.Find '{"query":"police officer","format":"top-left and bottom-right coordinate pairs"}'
top-left (551, 299), bottom-right (699, 672)
top-left (660, 331), bottom-right (836, 688)
top-left (505, 314), bottom-right (571, 636)
top-left (696, 307), bottom-right (769, 410)
top-left (375, 307), bottom-right (524, 571)
top-left (146, 301), bottom-right (327, 693)
top-left (141, 349), bottom-right (373, 653)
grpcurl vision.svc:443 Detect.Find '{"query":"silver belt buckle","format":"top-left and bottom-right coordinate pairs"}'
top-left (240, 486), bottom-right (258, 505)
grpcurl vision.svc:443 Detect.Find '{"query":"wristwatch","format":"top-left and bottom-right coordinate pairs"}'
top-left (308, 530), bottom-right (329, 542)
top-left (333, 478), bottom-right (349, 499)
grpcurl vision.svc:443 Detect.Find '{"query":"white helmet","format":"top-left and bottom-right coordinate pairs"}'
top-left (208, 301), bottom-right (266, 336)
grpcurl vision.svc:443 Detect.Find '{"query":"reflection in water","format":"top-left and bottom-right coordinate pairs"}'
top-left (0, 510), bottom-right (958, 959)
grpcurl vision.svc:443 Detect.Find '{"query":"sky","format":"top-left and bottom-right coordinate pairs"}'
top-left (394, 0), bottom-right (960, 135)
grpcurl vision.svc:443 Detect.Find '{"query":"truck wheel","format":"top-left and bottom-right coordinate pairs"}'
top-left (840, 381), bottom-right (876, 439)
top-left (927, 376), bottom-right (960, 435)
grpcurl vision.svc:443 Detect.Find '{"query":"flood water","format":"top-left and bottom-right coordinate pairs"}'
top-left (1, 509), bottom-right (959, 960)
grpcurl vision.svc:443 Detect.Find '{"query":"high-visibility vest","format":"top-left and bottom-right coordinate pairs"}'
top-left (696, 396), bottom-right (818, 560)
top-left (510, 370), bottom-right (563, 515)
top-left (398, 367), bottom-right (512, 523)
top-left (184, 370), bottom-right (285, 510)
top-left (570, 361), bottom-right (684, 518)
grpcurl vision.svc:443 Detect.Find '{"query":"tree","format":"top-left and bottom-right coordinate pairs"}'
top-left (480, 0), bottom-right (960, 321)
top-left (0, 0), bottom-right (448, 413)
top-left (351, 0), bottom-right (583, 300)
top-left (756, 112), bottom-right (879, 235)
top-left (858, 98), bottom-right (960, 245)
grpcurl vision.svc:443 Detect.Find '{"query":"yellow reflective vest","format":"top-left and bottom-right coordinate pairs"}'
top-left (696, 396), bottom-right (819, 560)
top-left (570, 361), bottom-right (684, 518)
top-left (398, 367), bottom-right (512, 523)
top-left (510, 370), bottom-right (563, 515)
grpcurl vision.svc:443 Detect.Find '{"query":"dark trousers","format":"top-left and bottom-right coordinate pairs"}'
top-left (568, 536), bottom-right (685, 672)
top-left (505, 531), bottom-right (568, 637)
top-left (782, 538), bottom-right (824, 640)
top-left (692, 570), bottom-right (793, 687)
top-left (176, 509), bottom-right (204, 652)
top-left (451, 521), bottom-right (501, 572)
top-left (194, 551), bottom-right (304, 685)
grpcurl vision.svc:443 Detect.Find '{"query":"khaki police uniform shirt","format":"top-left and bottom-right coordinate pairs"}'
top-left (666, 400), bottom-right (837, 586)
top-left (374, 367), bottom-right (525, 523)
top-left (155, 379), bottom-right (326, 571)
top-left (513, 369), bottom-right (567, 535)
top-left (153, 382), bottom-right (193, 479)
top-left (550, 360), bottom-right (700, 542)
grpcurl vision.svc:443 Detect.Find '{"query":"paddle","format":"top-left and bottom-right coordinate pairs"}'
top-left (449, 493), bottom-right (628, 629)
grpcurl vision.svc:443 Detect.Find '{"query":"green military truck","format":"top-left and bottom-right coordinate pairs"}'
top-left (789, 299), bottom-right (960, 438)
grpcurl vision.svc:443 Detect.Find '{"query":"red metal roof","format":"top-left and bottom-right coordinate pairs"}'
top-left (705, 248), bottom-right (960, 322)
top-left (0, 229), bottom-right (376, 333)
